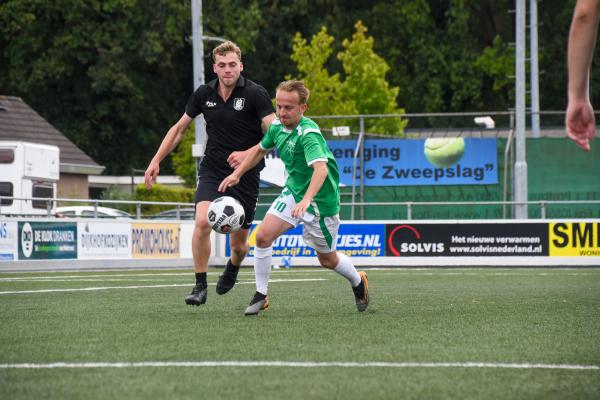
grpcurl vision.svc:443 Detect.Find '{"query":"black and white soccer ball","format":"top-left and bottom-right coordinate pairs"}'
top-left (207, 196), bottom-right (245, 234)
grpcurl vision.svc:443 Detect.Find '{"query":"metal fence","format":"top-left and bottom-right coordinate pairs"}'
top-left (3, 110), bottom-right (597, 221)
top-left (0, 196), bottom-right (194, 220)
top-left (2, 196), bottom-right (600, 220)
top-left (309, 110), bottom-right (585, 221)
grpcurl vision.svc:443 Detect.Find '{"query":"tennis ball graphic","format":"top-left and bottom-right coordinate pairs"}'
top-left (424, 137), bottom-right (465, 167)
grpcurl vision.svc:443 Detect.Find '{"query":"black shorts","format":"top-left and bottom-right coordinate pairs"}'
top-left (194, 165), bottom-right (259, 229)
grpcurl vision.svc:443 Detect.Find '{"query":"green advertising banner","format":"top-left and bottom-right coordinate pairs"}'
top-left (18, 222), bottom-right (77, 260)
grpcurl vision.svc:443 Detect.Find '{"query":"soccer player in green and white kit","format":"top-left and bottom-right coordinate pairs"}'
top-left (218, 80), bottom-right (369, 315)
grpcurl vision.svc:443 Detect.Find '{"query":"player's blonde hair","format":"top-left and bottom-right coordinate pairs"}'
top-left (212, 41), bottom-right (242, 62)
top-left (276, 80), bottom-right (310, 105)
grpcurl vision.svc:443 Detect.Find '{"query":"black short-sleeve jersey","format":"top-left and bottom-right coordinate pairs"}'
top-left (185, 76), bottom-right (274, 177)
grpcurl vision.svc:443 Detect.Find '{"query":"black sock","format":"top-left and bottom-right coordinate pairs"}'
top-left (195, 272), bottom-right (207, 287)
top-left (352, 280), bottom-right (364, 298)
top-left (253, 291), bottom-right (266, 300)
top-left (227, 259), bottom-right (239, 270)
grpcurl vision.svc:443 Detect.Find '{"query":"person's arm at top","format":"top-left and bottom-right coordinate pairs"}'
top-left (566, 0), bottom-right (600, 151)
top-left (291, 161), bottom-right (328, 219)
top-left (144, 114), bottom-right (193, 189)
top-left (219, 144), bottom-right (268, 192)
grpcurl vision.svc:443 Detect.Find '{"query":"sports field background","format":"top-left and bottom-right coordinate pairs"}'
top-left (1, 267), bottom-right (599, 399)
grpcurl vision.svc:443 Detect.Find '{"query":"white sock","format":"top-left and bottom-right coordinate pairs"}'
top-left (333, 252), bottom-right (361, 287)
top-left (254, 246), bottom-right (273, 295)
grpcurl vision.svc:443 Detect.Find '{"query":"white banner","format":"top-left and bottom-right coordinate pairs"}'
top-left (0, 221), bottom-right (18, 261)
top-left (179, 223), bottom-right (194, 259)
top-left (77, 222), bottom-right (131, 259)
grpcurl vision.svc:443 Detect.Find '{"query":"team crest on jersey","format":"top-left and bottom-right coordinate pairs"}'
top-left (286, 139), bottom-right (297, 156)
top-left (233, 98), bottom-right (245, 110)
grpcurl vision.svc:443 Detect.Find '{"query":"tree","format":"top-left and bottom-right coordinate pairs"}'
top-left (443, 0), bottom-right (485, 111)
top-left (202, 0), bottom-right (262, 52)
top-left (538, 0), bottom-right (580, 111)
top-left (338, 21), bottom-right (407, 135)
top-left (0, 0), bottom-right (190, 174)
top-left (362, 0), bottom-right (446, 114)
top-left (242, 0), bottom-right (343, 94)
top-left (290, 27), bottom-right (357, 119)
top-left (474, 35), bottom-right (514, 109)
top-left (365, 0), bottom-right (518, 116)
top-left (0, 0), bottom-right (585, 179)
top-left (291, 21), bottom-right (406, 136)
top-left (171, 123), bottom-right (197, 188)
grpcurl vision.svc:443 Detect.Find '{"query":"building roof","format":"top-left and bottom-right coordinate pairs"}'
top-left (0, 95), bottom-right (104, 175)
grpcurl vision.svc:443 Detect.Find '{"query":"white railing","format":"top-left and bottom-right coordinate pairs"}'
top-left (2, 196), bottom-right (599, 220)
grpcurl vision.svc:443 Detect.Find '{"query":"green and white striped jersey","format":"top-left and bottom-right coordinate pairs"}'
top-left (260, 116), bottom-right (340, 216)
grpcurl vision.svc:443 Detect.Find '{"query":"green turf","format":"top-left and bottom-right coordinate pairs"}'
top-left (0, 268), bottom-right (599, 399)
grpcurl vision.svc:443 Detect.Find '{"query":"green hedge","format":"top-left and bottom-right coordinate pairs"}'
top-left (134, 184), bottom-right (195, 215)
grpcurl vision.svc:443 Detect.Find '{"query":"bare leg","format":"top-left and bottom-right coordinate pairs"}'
top-left (317, 250), bottom-right (368, 312)
top-left (191, 201), bottom-right (212, 273)
top-left (316, 251), bottom-right (339, 270)
top-left (215, 227), bottom-right (250, 295)
top-left (185, 202), bottom-right (213, 306)
top-left (244, 214), bottom-right (293, 315)
top-left (229, 228), bottom-right (250, 266)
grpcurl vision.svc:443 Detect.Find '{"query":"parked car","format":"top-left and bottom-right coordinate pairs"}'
top-left (54, 206), bottom-right (132, 219)
top-left (148, 208), bottom-right (196, 220)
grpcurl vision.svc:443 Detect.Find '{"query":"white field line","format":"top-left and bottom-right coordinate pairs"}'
top-left (1, 268), bottom-right (597, 282)
top-left (0, 271), bottom-right (314, 281)
top-left (0, 268), bottom-right (600, 282)
top-left (0, 274), bottom-right (189, 281)
top-left (0, 272), bottom-right (216, 281)
top-left (0, 278), bottom-right (326, 295)
top-left (0, 278), bottom-right (259, 283)
top-left (374, 272), bottom-right (597, 276)
top-left (0, 361), bottom-right (597, 371)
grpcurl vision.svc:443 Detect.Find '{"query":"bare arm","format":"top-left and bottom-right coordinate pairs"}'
top-left (568, 0), bottom-right (600, 101)
top-left (291, 161), bottom-right (328, 218)
top-left (566, 0), bottom-right (600, 151)
top-left (218, 144), bottom-right (268, 192)
top-left (144, 114), bottom-right (193, 189)
top-left (261, 113), bottom-right (276, 133)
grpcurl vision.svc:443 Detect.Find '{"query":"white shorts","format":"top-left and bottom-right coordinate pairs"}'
top-left (266, 190), bottom-right (339, 253)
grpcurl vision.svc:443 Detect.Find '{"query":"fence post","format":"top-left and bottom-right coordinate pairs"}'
top-left (540, 201), bottom-right (546, 219)
top-left (136, 203), bottom-right (141, 220)
top-left (46, 198), bottom-right (52, 216)
top-left (407, 202), bottom-right (412, 220)
top-left (351, 118), bottom-right (365, 220)
top-left (359, 116), bottom-right (365, 220)
top-left (93, 200), bottom-right (98, 218)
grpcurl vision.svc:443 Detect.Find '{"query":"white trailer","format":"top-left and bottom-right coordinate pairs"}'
top-left (0, 141), bottom-right (59, 215)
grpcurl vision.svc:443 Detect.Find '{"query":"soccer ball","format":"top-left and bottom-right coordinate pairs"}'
top-left (207, 196), bottom-right (245, 234)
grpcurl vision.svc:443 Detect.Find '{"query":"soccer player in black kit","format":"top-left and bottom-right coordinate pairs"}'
top-left (144, 41), bottom-right (275, 306)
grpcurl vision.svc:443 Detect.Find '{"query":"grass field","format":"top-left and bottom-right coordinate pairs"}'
top-left (0, 267), bottom-right (599, 399)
